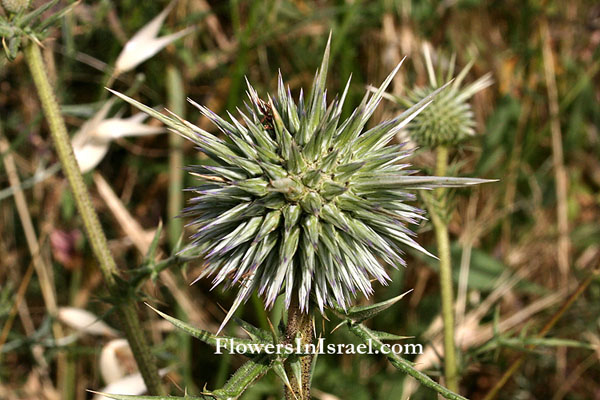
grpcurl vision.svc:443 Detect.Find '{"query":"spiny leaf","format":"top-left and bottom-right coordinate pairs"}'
top-left (145, 220), bottom-right (163, 262)
top-left (209, 355), bottom-right (273, 399)
top-left (17, 0), bottom-right (59, 27)
top-left (36, 0), bottom-right (81, 31)
top-left (146, 304), bottom-right (262, 350)
top-left (107, 89), bottom-right (193, 140)
top-left (232, 316), bottom-right (272, 343)
top-left (367, 330), bottom-right (413, 341)
top-left (334, 289), bottom-right (413, 323)
top-left (272, 360), bottom-right (295, 397)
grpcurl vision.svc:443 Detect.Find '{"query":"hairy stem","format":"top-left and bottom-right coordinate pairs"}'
top-left (284, 299), bottom-right (313, 400)
top-left (431, 145), bottom-right (459, 392)
top-left (24, 40), bottom-right (164, 395)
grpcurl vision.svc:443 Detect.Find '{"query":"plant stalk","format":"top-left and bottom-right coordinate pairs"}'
top-left (24, 40), bottom-right (164, 395)
top-left (431, 145), bottom-right (459, 392)
top-left (166, 65), bottom-right (185, 249)
top-left (284, 299), bottom-right (313, 400)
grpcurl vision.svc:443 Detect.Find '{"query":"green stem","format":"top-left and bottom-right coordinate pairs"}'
top-left (284, 299), bottom-right (313, 400)
top-left (166, 66), bottom-right (185, 249)
top-left (431, 145), bottom-right (459, 392)
top-left (24, 40), bottom-right (164, 395)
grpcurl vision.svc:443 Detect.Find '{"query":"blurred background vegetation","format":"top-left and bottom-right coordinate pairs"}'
top-left (1, 0), bottom-right (600, 399)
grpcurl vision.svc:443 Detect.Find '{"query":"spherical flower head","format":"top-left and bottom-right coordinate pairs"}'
top-left (400, 46), bottom-right (493, 148)
top-left (2, 0), bottom-right (29, 14)
top-left (110, 35), bottom-right (490, 332)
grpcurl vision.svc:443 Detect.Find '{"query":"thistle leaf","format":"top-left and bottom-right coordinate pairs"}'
top-left (209, 355), bottom-right (273, 399)
top-left (334, 289), bottom-right (413, 323)
top-left (368, 330), bottom-right (413, 341)
top-left (232, 316), bottom-right (272, 343)
top-left (17, 0), bottom-right (59, 27)
top-left (144, 220), bottom-right (162, 262)
top-left (146, 304), bottom-right (262, 350)
top-left (272, 360), bottom-right (295, 395)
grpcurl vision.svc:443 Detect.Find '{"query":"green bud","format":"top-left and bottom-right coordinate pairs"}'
top-left (235, 178), bottom-right (269, 197)
top-left (3, 35), bottom-right (20, 61)
top-left (302, 169), bottom-right (322, 188)
top-left (271, 177), bottom-right (304, 201)
top-left (282, 204), bottom-right (301, 232)
top-left (400, 48), bottom-right (493, 147)
top-left (302, 215), bottom-right (320, 250)
top-left (321, 180), bottom-right (347, 200)
top-left (253, 210), bottom-right (281, 244)
top-left (300, 192), bottom-right (322, 215)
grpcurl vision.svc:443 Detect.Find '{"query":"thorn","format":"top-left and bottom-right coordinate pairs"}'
top-left (168, 372), bottom-right (184, 393)
top-left (216, 302), bottom-right (228, 314)
top-left (239, 325), bottom-right (253, 337)
top-left (266, 315), bottom-right (278, 342)
top-left (330, 320), bottom-right (345, 334)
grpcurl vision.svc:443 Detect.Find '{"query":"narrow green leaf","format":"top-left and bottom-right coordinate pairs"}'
top-left (146, 304), bottom-right (259, 350)
top-left (257, 160), bottom-right (288, 180)
top-left (272, 360), bottom-right (295, 394)
top-left (144, 221), bottom-right (162, 262)
top-left (368, 330), bottom-right (413, 341)
top-left (354, 175), bottom-right (497, 190)
top-left (17, 0), bottom-right (59, 27)
top-left (302, 215), bottom-right (320, 250)
top-left (36, 1), bottom-right (81, 31)
top-left (334, 289), bottom-right (413, 322)
top-left (210, 355), bottom-right (273, 399)
top-left (321, 181), bottom-right (347, 200)
top-left (232, 316), bottom-right (272, 343)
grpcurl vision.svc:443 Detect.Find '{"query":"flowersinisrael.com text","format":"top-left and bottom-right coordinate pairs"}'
top-left (215, 338), bottom-right (423, 356)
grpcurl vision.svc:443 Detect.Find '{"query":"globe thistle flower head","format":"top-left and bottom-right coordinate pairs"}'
top-left (109, 36), bottom-right (491, 332)
top-left (400, 45), bottom-right (493, 148)
top-left (2, 0), bottom-right (30, 14)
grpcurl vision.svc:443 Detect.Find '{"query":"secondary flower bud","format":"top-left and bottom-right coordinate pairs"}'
top-left (2, 0), bottom-right (30, 14)
top-left (400, 45), bottom-right (493, 147)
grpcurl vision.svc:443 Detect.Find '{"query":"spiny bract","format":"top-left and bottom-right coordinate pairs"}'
top-left (110, 36), bottom-right (489, 332)
top-left (399, 46), bottom-right (493, 147)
